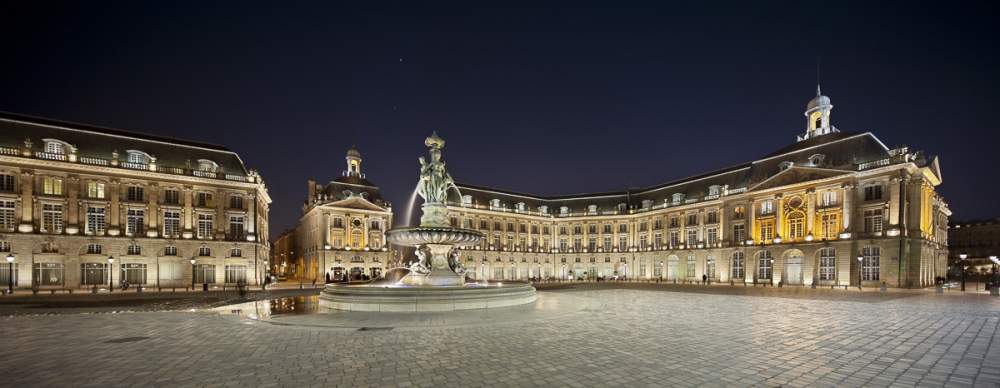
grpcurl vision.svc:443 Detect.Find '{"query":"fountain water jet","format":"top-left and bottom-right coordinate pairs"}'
top-left (319, 132), bottom-right (537, 312)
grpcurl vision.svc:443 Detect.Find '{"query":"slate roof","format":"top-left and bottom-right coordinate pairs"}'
top-left (322, 176), bottom-right (386, 206)
top-left (0, 111), bottom-right (250, 175)
top-left (455, 131), bottom-right (894, 214)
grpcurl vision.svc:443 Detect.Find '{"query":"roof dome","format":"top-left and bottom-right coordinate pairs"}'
top-left (346, 145), bottom-right (361, 159)
top-left (806, 85), bottom-right (831, 110)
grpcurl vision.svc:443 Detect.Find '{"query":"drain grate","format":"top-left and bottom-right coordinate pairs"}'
top-left (357, 327), bottom-right (393, 332)
top-left (105, 336), bottom-right (150, 344)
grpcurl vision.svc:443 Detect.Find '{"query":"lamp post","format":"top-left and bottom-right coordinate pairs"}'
top-left (857, 256), bottom-right (864, 291)
top-left (991, 256), bottom-right (999, 296)
top-left (6, 253), bottom-right (14, 294)
top-left (190, 258), bottom-right (196, 291)
top-left (107, 256), bottom-right (115, 291)
top-left (769, 258), bottom-right (774, 286)
top-left (959, 253), bottom-right (968, 292)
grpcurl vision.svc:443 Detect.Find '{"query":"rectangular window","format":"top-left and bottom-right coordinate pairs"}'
top-left (758, 252), bottom-right (772, 279)
top-left (686, 230), bottom-right (698, 245)
top-left (706, 211), bottom-right (718, 224)
top-left (196, 192), bottom-right (212, 207)
top-left (34, 263), bottom-right (64, 286)
top-left (0, 200), bottom-right (15, 232)
top-left (164, 246), bottom-right (177, 256)
top-left (163, 211), bottom-right (181, 237)
top-left (229, 216), bottom-right (245, 239)
top-left (653, 234), bottom-right (663, 249)
top-left (573, 225), bottom-right (582, 235)
top-left (687, 214), bottom-right (698, 226)
top-left (163, 189), bottom-right (180, 205)
top-left (334, 218), bottom-right (344, 228)
top-left (588, 239), bottom-right (596, 252)
top-left (0, 262), bottom-right (16, 287)
top-left (229, 195), bottom-right (244, 209)
top-left (821, 191), bottom-right (838, 207)
top-left (639, 235), bottom-right (647, 250)
top-left (603, 236), bottom-right (612, 252)
top-left (819, 248), bottom-right (836, 281)
top-left (686, 257), bottom-right (696, 278)
top-left (121, 263), bottom-right (147, 285)
top-left (197, 214), bottom-right (214, 239)
top-left (126, 209), bottom-right (144, 236)
top-left (760, 200), bottom-right (773, 215)
top-left (707, 228), bottom-right (718, 245)
top-left (733, 206), bottom-right (745, 219)
top-left (558, 239), bottom-right (567, 252)
top-left (863, 209), bottom-right (884, 234)
top-left (618, 236), bottom-right (627, 252)
top-left (669, 217), bottom-right (679, 228)
top-left (864, 185), bottom-right (883, 201)
top-left (80, 263), bottom-right (106, 286)
top-left (759, 222), bottom-right (774, 242)
top-left (862, 246), bottom-right (880, 281)
top-left (42, 204), bottom-right (63, 233)
top-left (670, 231), bottom-right (679, 247)
top-left (733, 224), bottom-right (746, 243)
top-left (789, 217), bottom-right (804, 239)
top-left (42, 177), bottom-right (63, 195)
top-left (821, 214), bottom-right (839, 239)
top-left (86, 206), bottom-right (106, 235)
top-left (603, 224), bottom-right (612, 234)
top-left (127, 244), bottom-right (141, 255)
top-left (0, 174), bottom-right (14, 192)
top-left (225, 265), bottom-right (248, 283)
top-left (194, 264), bottom-right (216, 284)
top-left (618, 224), bottom-right (628, 233)
top-left (573, 238), bottom-right (582, 252)
top-left (199, 247), bottom-right (212, 256)
top-left (126, 186), bottom-right (144, 202)
top-left (87, 181), bottom-right (105, 199)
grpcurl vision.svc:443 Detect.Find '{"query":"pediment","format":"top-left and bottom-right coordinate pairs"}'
top-left (749, 166), bottom-right (850, 192)
top-left (324, 196), bottom-right (387, 212)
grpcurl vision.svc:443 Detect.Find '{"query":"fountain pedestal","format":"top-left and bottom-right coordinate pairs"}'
top-left (399, 243), bottom-right (463, 287)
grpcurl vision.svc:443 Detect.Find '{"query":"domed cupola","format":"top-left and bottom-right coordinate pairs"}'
top-left (345, 145), bottom-right (363, 177)
top-left (799, 85), bottom-right (837, 141)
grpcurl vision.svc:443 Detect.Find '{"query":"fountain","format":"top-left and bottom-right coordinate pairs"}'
top-left (319, 132), bottom-right (537, 312)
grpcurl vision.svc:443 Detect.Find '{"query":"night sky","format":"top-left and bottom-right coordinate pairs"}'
top-left (2, 2), bottom-right (997, 236)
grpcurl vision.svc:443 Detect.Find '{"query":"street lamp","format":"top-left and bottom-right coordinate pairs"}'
top-left (107, 256), bottom-right (115, 291)
top-left (857, 256), bottom-right (864, 291)
top-left (959, 253), bottom-right (968, 292)
top-left (190, 258), bottom-right (197, 290)
top-left (990, 256), bottom-right (999, 296)
top-left (5, 253), bottom-right (14, 294)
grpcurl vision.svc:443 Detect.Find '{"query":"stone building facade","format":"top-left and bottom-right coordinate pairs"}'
top-left (445, 88), bottom-right (950, 288)
top-left (947, 218), bottom-right (1000, 277)
top-left (0, 112), bottom-right (271, 290)
top-left (270, 229), bottom-right (299, 280)
top-left (297, 146), bottom-right (392, 283)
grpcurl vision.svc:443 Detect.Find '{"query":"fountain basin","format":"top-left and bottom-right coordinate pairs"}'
top-left (319, 282), bottom-right (537, 312)
top-left (385, 226), bottom-right (483, 247)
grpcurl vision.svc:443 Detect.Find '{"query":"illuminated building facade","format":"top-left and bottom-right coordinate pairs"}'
top-left (297, 146), bottom-right (393, 282)
top-left (0, 112), bottom-right (271, 290)
top-left (446, 88), bottom-right (950, 288)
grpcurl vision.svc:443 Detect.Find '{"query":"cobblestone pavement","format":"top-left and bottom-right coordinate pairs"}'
top-left (4, 288), bottom-right (1000, 387)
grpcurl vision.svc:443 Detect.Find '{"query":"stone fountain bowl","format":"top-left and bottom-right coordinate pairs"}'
top-left (386, 226), bottom-right (483, 247)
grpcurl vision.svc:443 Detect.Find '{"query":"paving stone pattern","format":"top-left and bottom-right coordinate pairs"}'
top-left (3, 288), bottom-right (1000, 387)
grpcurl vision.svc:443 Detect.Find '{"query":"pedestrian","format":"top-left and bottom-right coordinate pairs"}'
top-left (702, 274), bottom-right (707, 284)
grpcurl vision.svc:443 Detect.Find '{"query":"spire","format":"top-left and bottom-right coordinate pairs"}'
top-left (816, 83), bottom-right (822, 97)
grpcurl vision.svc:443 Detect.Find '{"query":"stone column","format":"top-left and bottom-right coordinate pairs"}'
top-left (748, 200), bottom-right (756, 243)
top-left (182, 186), bottom-right (194, 238)
top-left (65, 175), bottom-right (80, 235)
top-left (108, 179), bottom-right (121, 236)
top-left (246, 191), bottom-right (256, 241)
top-left (214, 190), bottom-right (225, 240)
top-left (806, 189), bottom-right (816, 236)
top-left (774, 194), bottom-right (784, 241)
top-left (17, 171), bottom-right (34, 233)
top-left (718, 207), bottom-right (726, 246)
top-left (146, 183), bottom-right (158, 238)
top-left (888, 177), bottom-right (901, 226)
top-left (841, 184), bottom-right (853, 234)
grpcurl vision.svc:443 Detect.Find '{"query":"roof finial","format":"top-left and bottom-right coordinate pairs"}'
top-left (816, 83), bottom-right (822, 97)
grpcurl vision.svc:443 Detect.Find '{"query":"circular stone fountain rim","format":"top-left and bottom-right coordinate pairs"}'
top-left (385, 226), bottom-right (484, 247)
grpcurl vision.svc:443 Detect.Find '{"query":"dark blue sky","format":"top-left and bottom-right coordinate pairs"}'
top-left (2, 2), bottom-right (997, 234)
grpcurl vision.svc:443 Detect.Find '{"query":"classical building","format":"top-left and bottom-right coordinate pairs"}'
top-left (948, 218), bottom-right (1000, 277)
top-left (0, 112), bottom-right (271, 290)
top-left (270, 229), bottom-right (300, 280)
top-left (297, 146), bottom-right (392, 282)
top-left (445, 87), bottom-right (950, 288)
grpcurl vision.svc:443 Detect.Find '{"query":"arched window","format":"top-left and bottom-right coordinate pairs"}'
top-left (42, 139), bottom-right (69, 154)
top-left (814, 117), bottom-right (822, 129)
top-left (819, 247), bottom-right (836, 281)
top-left (731, 251), bottom-right (744, 279)
top-left (197, 159), bottom-right (218, 172)
top-left (126, 150), bottom-right (150, 165)
top-left (351, 230), bottom-right (362, 248)
top-left (757, 250), bottom-right (772, 280)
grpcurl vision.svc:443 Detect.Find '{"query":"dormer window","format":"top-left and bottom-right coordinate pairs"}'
top-left (197, 159), bottom-right (218, 172)
top-left (708, 185), bottom-right (721, 197)
top-left (587, 204), bottom-right (598, 214)
top-left (559, 206), bottom-right (569, 215)
top-left (43, 139), bottom-right (70, 154)
top-left (490, 199), bottom-right (501, 209)
top-left (641, 200), bottom-right (653, 210)
top-left (461, 195), bottom-right (473, 206)
top-left (538, 205), bottom-right (548, 214)
top-left (779, 161), bottom-right (794, 171)
top-left (126, 150), bottom-right (150, 165)
top-left (617, 203), bottom-right (627, 213)
top-left (809, 154), bottom-right (826, 166)
top-left (671, 193), bottom-right (685, 205)
top-left (516, 202), bottom-right (526, 212)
